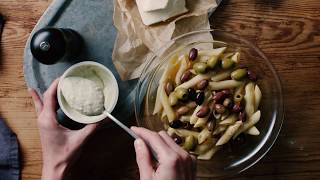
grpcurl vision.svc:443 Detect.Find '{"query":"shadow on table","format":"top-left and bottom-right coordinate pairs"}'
top-left (63, 120), bottom-right (139, 180)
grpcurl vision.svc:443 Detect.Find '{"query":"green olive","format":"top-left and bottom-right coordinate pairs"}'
top-left (221, 58), bottom-right (234, 69)
top-left (193, 62), bottom-right (207, 74)
top-left (169, 93), bottom-right (178, 106)
top-left (231, 69), bottom-right (247, 80)
top-left (175, 88), bottom-right (188, 101)
top-left (207, 55), bottom-right (219, 69)
top-left (234, 93), bottom-right (243, 103)
top-left (183, 135), bottom-right (196, 151)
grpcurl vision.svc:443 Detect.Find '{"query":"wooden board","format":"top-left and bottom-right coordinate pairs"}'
top-left (0, 0), bottom-right (320, 179)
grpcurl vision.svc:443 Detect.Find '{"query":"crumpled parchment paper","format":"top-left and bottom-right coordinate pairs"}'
top-left (112, 0), bottom-right (217, 80)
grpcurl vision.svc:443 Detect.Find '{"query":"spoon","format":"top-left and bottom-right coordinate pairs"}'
top-left (103, 111), bottom-right (158, 161)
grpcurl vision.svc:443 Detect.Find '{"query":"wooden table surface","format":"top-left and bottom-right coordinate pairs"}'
top-left (1, 0), bottom-right (320, 179)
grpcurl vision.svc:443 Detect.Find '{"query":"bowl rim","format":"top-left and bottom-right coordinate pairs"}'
top-left (57, 61), bottom-right (119, 124)
top-left (134, 29), bottom-right (284, 176)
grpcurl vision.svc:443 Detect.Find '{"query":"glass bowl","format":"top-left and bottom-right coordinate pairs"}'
top-left (134, 29), bottom-right (284, 177)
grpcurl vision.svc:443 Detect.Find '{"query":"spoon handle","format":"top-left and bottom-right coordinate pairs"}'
top-left (104, 111), bottom-right (158, 161)
top-left (104, 111), bottom-right (139, 139)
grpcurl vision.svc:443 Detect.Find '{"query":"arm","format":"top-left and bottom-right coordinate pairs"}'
top-left (132, 127), bottom-right (197, 180)
top-left (29, 79), bottom-right (98, 180)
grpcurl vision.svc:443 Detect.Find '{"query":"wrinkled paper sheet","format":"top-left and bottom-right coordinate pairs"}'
top-left (112, 0), bottom-right (217, 80)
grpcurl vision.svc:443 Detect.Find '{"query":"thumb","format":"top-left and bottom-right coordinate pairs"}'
top-left (134, 139), bottom-right (154, 180)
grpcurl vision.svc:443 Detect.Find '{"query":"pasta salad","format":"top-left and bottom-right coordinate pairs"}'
top-left (153, 45), bottom-right (262, 160)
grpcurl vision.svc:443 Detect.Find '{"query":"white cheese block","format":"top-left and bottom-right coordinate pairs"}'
top-left (142, 0), bottom-right (169, 12)
top-left (136, 0), bottom-right (188, 26)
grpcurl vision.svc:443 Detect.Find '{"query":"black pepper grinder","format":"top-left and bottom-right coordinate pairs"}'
top-left (30, 27), bottom-right (83, 64)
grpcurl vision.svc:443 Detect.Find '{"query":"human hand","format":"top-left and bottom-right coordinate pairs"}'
top-left (29, 79), bottom-right (97, 180)
top-left (131, 127), bottom-right (196, 180)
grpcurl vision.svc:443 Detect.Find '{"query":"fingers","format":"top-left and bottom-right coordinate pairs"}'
top-left (134, 139), bottom-right (154, 180)
top-left (159, 131), bottom-right (194, 180)
top-left (132, 128), bottom-right (197, 180)
top-left (43, 78), bottom-right (60, 113)
top-left (158, 131), bottom-right (189, 157)
top-left (190, 155), bottom-right (197, 180)
top-left (131, 126), bottom-right (172, 159)
top-left (28, 88), bottom-right (43, 116)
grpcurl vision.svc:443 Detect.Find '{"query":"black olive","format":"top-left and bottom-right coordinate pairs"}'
top-left (247, 69), bottom-right (258, 81)
top-left (169, 120), bottom-right (183, 129)
top-left (189, 48), bottom-right (198, 61)
top-left (171, 133), bottom-right (183, 144)
top-left (227, 101), bottom-right (234, 110)
top-left (195, 91), bottom-right (205, 105)
top-left (188, 88), bottom-right (197, 101)
top-left (183, 122), bottom-right (193, 130)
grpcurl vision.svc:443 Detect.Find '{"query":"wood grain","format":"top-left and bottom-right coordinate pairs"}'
top-left (1, 0), bottom-right (320, 179)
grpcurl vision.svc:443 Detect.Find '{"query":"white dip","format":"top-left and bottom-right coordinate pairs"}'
top-left (60, 75), bottom-right (105, 116)
top-left (58, 62), bottom-right (119, 124)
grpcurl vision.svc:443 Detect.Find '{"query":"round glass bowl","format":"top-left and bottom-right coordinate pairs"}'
top-left (134, 29), bottom-right (284, 177)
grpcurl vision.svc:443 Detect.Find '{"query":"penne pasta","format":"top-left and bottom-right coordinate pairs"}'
top-left (197, 146), bottom-right (220, 160)
top-left (186, 101), bottom-right (197, 109)
top-left (180, 115), bottom-right (191, 122)
top-left (219, 113), bottom-right (238, 125)
top-left (222, 52), bottom-right (233, 58)
top-left (161, 109), bottom-right (166, 119)
top-left (216, 121), bottom-right (243, 146)
top-left (159, 55), bottom-right (180, 84)
top-left (167, 127), bottom-right (199, 139)
top-left (198, 128), bottom-right (211, 144)
top-left (254, 84), bottom-right (262, 111)
top-left (167, 127), bottom-right (177, 136)
top-left (194, 116), bottom-right (209, 128)
top-left (189, 69), bottom-right (197, 75)
top-left (175, 55), bottom-right (188, 85)
top-left (176, 73), bottom-right (213, 90)
top-left (154, 55), bottom-right (180, 115)
top-left (221, 111), bottom-right (230, 121)
top-left (194, 103), bottom-right (212, 128)
top-left (199, 55), bottom-right (210, 63)
top-left (212, 110), bottom-right (222, 120)
top-left (233, 83), bottom-right (245, 103)
top-left (211, 70), bottom-right (231, 82)
top-left (233, 110), bottom-right (261, 139)
top-left (245, 126), bottom-right (260, 136)
top-left (190, 106), bottom-right (202, 124)
top-left (153, 83), bottom-right (163, 115)
top-left (244, 82), bottom-right (255, 118)
top-left (231, 51), bottom-right (240, 63)
top-left (198, 47), bottom-right (227, 57)
top-left (194, 138), bottom-right (216, 155)
top-left (161, 117), bottom-right (169, 130)
top-left (209, 80), bottom-right (244, 90)
top-left (212, 125), bottom-right (227, 135)
top-left (159, 85), bottom-right (176, 122)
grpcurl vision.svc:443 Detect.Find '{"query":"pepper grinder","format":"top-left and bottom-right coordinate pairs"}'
top-left (30, 27), bottom-right (83, 64)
